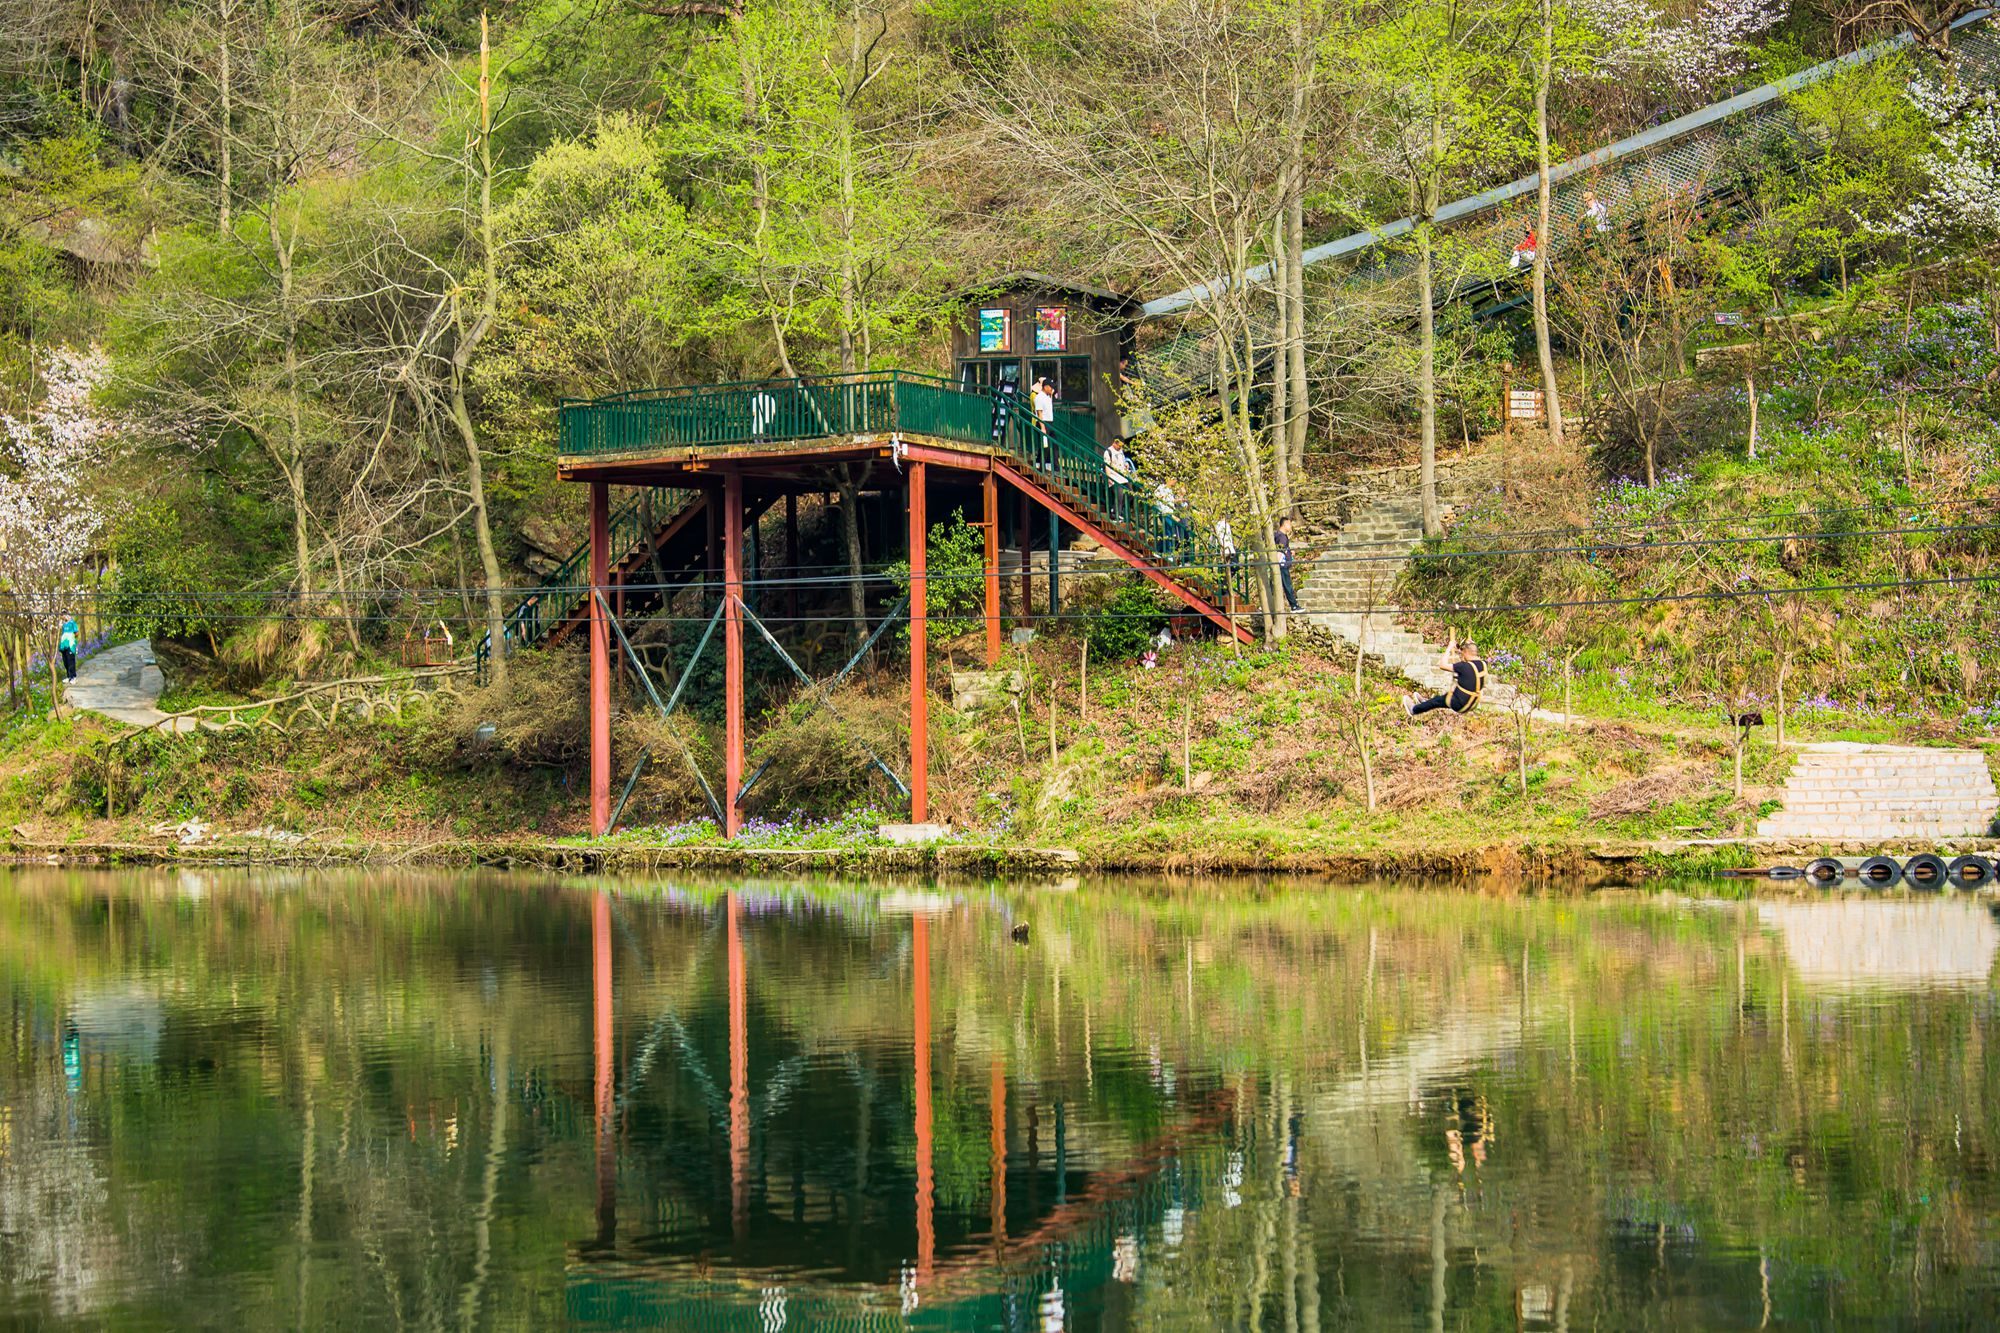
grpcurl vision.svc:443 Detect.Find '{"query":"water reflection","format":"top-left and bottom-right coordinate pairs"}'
top-left (1756, 898), bottom-right (2000, 989)
top-left (1, 871), bottom-right (1996, 1328)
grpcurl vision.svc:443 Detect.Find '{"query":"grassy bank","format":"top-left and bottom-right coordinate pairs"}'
top-left (8, 617), bottom-right (1988, 881)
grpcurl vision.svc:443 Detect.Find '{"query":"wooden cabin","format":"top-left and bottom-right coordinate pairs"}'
top-left (950, 274), bottom-right (1140, 447)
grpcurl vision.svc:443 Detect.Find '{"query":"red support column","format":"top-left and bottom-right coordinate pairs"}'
top-left (723, 472), bottom-right (745, 837)
top-left (913, 915), bottom-right (934, 1282)
top-left (589, 482), bottom-right (611, 836)
top-left (908, 461), bottom-right (928, 823)
top-left (593, 892), bottom-right (615, 1245)
top-left (728, 891), bottom-right (749, 1240)
top-left (1016, 490), bottom-right (1032, 631)
top-left (983, 470), bottom-right (1001, 667)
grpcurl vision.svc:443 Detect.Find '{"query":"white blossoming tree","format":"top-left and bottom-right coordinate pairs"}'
top-left (1898, 71), bottom-right (2000, 240)
top-left (1579, 0), bottom-right (1788, 100)
top-left (0, 346), bottom-right (120, 713)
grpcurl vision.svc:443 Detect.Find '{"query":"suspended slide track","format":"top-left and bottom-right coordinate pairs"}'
top-left (1127, 9), bottom-right (2000, 400)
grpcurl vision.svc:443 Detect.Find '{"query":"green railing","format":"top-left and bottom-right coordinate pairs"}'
top-left (476, 485), bottom-right (694, 676)
top-left (560, 372), bottom-right (1248, 611)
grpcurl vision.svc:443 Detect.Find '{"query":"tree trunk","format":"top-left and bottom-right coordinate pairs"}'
top-left (732, 13), bottom-right (795, 378)
top-left (836, 469), bottom-right (868, 655)
top-left (1745, 370), bottom-right (1758, 459)
top-left (1270, 215), bottom-right (1292, 521)
top-left (1418, 225), bottom-right (1439, 537)
top-left (450, 13), bottom-right (509, 690)
top-left (217, 0), bottom-right (233, 232)
top-left (451, 386), bottom-right (510, 690)
top-left (1531, 0), bottom-right (1565, 448)
top-left (1285, 161), bottom-right (1309, 487)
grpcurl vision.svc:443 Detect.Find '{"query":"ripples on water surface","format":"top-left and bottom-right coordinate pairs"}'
top-left (3, 870), bottom-right (1998, 1329)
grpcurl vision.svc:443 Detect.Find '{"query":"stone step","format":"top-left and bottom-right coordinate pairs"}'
top-left (1782, 801), bottom-right (1996, 814)
top-left (1757, 824), bottom-right (1991, 835)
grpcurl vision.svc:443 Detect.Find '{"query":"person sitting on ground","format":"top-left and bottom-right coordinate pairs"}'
top-left (1404, 630), bottom-right (1487, 718)
top-left (1508, 224), bottom-right (1538, 272)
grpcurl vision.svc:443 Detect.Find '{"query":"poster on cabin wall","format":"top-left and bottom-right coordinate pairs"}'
top-left (978, 308), bottom-right (1010, 353)
top-left (1034, 307), bottom-right (1067, 352)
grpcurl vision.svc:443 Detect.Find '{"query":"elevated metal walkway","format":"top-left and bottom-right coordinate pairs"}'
top-left (489, 372), bottom-right (1252, 672)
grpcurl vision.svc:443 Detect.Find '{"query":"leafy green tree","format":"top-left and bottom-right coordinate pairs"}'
top-left (1358, 0), bottom-right (1527, 535)
top-left (106, 498), bottom-right (259, 651)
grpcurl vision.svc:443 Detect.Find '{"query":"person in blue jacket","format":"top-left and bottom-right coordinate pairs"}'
top-left (59, 618), bottom-right (79, 681)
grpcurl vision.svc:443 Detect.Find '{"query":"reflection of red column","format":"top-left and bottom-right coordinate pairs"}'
top-left (593, 893), bottom-right (615, 1245)
top-left (990, 1054), bottom-right (1007, 1253)
top-left (913, 916), bottom-right (934, 1281)
top-left (728, 892), bottom-right (749, 1240)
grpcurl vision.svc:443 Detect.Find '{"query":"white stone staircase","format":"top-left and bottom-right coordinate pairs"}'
top-left (1756, 744), bottom-right (1999, 841)
top-left (1296, 453), bottom-right (1524, 709)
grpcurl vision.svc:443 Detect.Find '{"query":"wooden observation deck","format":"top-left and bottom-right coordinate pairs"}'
top-left (543, 371), bottom-right (1252, 836)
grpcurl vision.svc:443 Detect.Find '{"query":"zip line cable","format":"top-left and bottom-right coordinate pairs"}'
top-left (49, 567), bottom-right (2000, 627)
top-left (45, 510), bottom-right (2000, 606)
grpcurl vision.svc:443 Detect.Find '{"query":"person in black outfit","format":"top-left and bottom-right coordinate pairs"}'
top-left (1405, 631), bottom-right (1487, 717)
top-left (1273, 516), bottom-right (1301, 612)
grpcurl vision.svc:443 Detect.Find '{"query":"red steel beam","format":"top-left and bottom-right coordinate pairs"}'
top-left (907, 461), bottom-right (928, 823)
top-left (723, 471), bottom-right (745, 837)
top-left (982, 470), bottom-right (1001, 667)
top-left (588, 482), bottom-right (612, 835)
top-left (990, 459), bottom-right (1251, 643)
top-left (724, 472), bottom-right (748, 836)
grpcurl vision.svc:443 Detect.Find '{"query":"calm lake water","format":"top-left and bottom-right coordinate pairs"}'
top-left (3, 870), bottom-right (1998, 1329)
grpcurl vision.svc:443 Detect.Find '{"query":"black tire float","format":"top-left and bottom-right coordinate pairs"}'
top-left (1857, 856), bottom-right (1902, 888)
top-left (1902, 852), bottom-right (1950, 890)
top-left (1946, 854), bottom-right (1994, 889)
top-left (1803, 858), bottom-right (1846, 886)
top-left (1766, 864), bottom-right (1804, 880)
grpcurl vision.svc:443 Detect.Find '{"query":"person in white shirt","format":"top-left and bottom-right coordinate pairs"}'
top-left (1028, 376), bottom-right (1056, 463)
top-left (749, 386), bottom-right (777, 439)
top-left (1582, 190), bottom-right (1610, 236)
top-left (1103, 441), bottom-right (1134, 512)
top-left (1214, 516), bottom-right (1238, 586)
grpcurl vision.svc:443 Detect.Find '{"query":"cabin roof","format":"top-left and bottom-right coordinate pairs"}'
top-left (961, 272), bottom-right (1143, 315)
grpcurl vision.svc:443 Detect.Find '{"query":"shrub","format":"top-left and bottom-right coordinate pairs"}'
top-left (1086, 580), bottom-right (1172, 662)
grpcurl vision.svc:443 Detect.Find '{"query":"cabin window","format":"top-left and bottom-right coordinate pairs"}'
top-left (959, 359), bottom-right (1021, 391)
top-left (1030, 356), bottom-right (1093, 404)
